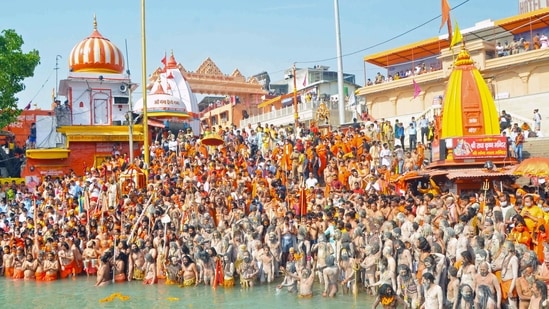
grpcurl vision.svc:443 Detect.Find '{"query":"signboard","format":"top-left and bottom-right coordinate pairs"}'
top-left (519, 0), bottom-right (548, 13)
top-left (452, 136), bottom-right (507, 159)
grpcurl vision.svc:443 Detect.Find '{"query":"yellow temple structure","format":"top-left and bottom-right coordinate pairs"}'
top-left (419, 46), bottom-right (517, 194)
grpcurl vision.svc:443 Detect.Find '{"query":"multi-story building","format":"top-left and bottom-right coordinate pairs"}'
top-left (240, 66), bottom-right (362, 129)
top-left (356, 8), bottom-right (549, 137)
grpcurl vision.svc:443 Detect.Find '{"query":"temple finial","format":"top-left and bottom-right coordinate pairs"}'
top-left (93, 14), bottom-right (97, 30)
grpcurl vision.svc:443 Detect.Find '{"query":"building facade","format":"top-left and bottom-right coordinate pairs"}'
top-left (240, 66), bottom-right (361, 129)
top-left (356, 8), bottom-right (549, 137)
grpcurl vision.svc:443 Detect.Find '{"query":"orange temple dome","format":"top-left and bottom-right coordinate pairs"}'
top-left (68, 16), bottom-right (125, 74)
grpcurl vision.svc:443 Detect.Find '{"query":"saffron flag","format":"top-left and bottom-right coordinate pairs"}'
top-left (161, 56), bottom-right (166, 65)
top-left (299, 186), bottom-right (307, 216)
top-left (24, 102), bottom-right (31, 110)
top-left (413, 80), bottom-right (421, 99)
top-left (440, 0), bottom-right (452, 43)
top-left (450, 20), bottom-right (463, 48)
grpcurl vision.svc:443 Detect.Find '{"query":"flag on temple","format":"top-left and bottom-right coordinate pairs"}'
top-left (24, 102), bottom-right (31, 110)
top-left (413, 79), bottom-right (421, 99)
top-left (302, 74), bottom-right (307, 87)
top-left (440, 0), bottom-right (452, 43)
top-left (161, 56), bottom-right (166, 65)
top-left (450, 20), bottom-right (463, 48)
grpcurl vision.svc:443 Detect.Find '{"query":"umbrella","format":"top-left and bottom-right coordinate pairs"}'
top-left (513, 157), bottom-right (549, 177)
top-left (201, 133), bottom-right (225, 146)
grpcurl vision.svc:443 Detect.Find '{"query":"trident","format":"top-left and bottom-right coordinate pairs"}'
top-left (481, 179), bottom-right (490, 214)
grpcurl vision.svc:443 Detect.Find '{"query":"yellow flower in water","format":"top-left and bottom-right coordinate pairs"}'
top-left (167, 297), bottom-right (180, 302)
top-left (99, 293), bottom-right (130, 303)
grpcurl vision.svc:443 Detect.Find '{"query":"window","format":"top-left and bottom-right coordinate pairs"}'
top-left (93, 98), bottom-right (109, 125)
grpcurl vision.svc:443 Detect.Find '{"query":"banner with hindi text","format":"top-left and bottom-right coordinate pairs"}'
top-left (452, 136), bottom-right (507, 159)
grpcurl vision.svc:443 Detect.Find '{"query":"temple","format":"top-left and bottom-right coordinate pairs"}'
top-left (23, 17), bottom-right (141, 178)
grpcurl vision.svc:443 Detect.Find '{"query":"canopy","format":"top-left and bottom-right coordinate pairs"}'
top-left (513, 157), bottom-right (549, 177)
top-left (364, 37), bottom-right (449, 68)
top-left (496, 8), bottom-right (549, 34)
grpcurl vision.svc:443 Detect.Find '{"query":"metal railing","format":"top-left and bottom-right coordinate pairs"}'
top-left (241, 101), bottom-right (318, 127)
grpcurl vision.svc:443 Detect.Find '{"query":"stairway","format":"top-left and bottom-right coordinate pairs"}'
top-left (522, 137), bottom-right (549, 159)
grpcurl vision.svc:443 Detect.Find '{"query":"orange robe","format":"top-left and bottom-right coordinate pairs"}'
top-left (508, 227), bottom-right (532, 249)
top-left (282, 143), bottom-right (293, 172)
top-left (331, 143), bottom-right (340, 157)
top-left (316, 145), bottom-right (327, 176)
top-left (417, 144), bottom-right (425, 168)
top-left (198, 144), bottom-right (208, 158)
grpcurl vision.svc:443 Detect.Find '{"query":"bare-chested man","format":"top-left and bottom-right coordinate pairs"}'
top-left (494, 241), bottom-right (519, 308)
top-left (180, 255), bottom-right (199, 287)
top-left (114, 251), bottom-right (127, 283)
top-left (58, 242), bottom-right (75, 278)
top-left (421, 272), bottom-right (443, 309)
top-left (258, 245), bottom-right (275, 283)
top-left (2, 246), bottom-right (15, 277)
top-left (128, 243), bottom-right (145, 281)
top-left (322, 255), bottom-right (339, 297)
top-left (238, 251), bottom-right (259, 288)
top-left (95, 254), bottom-right (111, 286)
top-left (361, 244), bottom-right (379, 295)
top-left (22, 253), bottom-right (38, 280)
top-left (289, 263), bottom-right (316, 298)
top-left (165, 256), bottom-right (181, 285)
top-left (82, 240), bottom-right (99, 276)
top-left (143, 253), bottom-right (157, 285)
top-left (312, 234), bottom-right (333, 284)
top-left (516, 265), bottom-right (535, 309)
top-left (473, 261), bottom-right (502, 309)
top-left (222, 254), bottom-right (235, 287)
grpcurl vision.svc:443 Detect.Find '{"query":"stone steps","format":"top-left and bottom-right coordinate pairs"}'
top-left (523, 137), bottom-right (549, 159)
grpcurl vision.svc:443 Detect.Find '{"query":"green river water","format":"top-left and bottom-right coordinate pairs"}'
top-left (0, 277), bottom-right (375, 309)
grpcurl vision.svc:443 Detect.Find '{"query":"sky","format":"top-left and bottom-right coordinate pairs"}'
top-left (0, 0), bottom-right (519, 110)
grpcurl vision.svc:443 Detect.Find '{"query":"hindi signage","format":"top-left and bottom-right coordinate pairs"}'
top-left (452, 136), bottom-right (507, 159)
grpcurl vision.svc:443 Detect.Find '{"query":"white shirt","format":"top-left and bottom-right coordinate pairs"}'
top-left (305, 177), bottom-right (318, 189)
top-left (168, 140), bottom-right (178, 152)
top-left (380, 148), bottom-right (392, 167)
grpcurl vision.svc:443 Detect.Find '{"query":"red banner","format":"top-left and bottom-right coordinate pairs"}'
top-left (452, 136), bottom-right (507, 159)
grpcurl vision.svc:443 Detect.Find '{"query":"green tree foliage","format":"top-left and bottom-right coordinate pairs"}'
top-left (0, 29), bottom-right (40, 128)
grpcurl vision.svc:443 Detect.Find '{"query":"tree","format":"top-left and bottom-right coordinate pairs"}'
top-left (0, 29), bottom-right (40, 128)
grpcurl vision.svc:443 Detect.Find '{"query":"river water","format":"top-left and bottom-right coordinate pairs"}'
top-left (0, 277), bottom-right (375, 308)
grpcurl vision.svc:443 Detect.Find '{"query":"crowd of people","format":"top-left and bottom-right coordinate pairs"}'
top-left (497, 33), bottom-right (549, 58)
top-left (1, 120), bottom-right (549, 309)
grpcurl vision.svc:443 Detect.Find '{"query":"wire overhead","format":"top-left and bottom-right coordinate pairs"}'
top-left (295, 0), bottom-right (472, 64)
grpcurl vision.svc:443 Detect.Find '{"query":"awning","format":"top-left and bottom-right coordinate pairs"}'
top-left (147, 119), bottom-right (166, 128)
top-left (364, 36), bottom-right (449, 67)
top-left (257, 92), bottom-right (295, 108)
top-left (444, 167), bottom-right (516, 180)
top-left (496, 8), bottom-right (549, 34)
top-left (281, 97), bottom-right (294, 107)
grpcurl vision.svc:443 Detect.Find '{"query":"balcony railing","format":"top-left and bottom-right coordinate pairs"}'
top-left (240, 99), bottom-right (355, 128)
